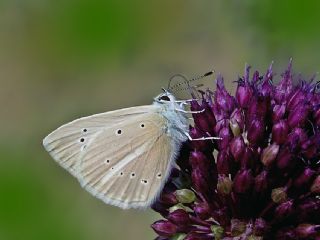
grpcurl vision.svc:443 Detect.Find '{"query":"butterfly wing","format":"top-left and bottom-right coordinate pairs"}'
top-left (42, 106), bottom-right (155, 177)
top-left (77, 111), bottom-right (177, 209)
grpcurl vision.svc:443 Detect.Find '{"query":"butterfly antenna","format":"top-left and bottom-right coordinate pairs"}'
top-left (168, 70), bottom-right (214, 93)
top-left (173, 84), bottom-right (204, 93)
top-left (168, 74), bottom-right (189, 92)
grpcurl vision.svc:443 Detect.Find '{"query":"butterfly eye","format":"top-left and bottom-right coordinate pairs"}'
top-left (159, 95), bottom-right (170, 101)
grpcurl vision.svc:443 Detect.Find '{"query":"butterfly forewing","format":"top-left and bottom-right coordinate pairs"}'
top-left (78, 112), bottom-right (173, 209)
top-left (42, 106), bottom-right (155, 177)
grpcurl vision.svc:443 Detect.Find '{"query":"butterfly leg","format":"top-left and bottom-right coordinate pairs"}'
top-left (184, 132), bottom-right (221, 141)
top-left (175, 108), bottom-right (205, 114)
top-left (174, 99), bottom-right (200, 103)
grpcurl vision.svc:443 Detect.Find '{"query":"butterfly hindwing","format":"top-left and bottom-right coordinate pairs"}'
top-left (78, 112), bottom-right (174, 209)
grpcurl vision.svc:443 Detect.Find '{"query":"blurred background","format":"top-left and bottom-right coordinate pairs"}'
top-left (1, 1), bottom-right (320, 239)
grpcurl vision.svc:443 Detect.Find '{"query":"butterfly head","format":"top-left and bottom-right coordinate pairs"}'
top-left (154, 89), bottom-right (176, 104)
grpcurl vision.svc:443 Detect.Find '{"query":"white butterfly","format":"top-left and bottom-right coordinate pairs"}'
top-left (43, 90), bottom-right (216, 209)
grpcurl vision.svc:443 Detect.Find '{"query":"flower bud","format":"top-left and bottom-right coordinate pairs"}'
top-left (236, 84), bottom-right (253, 108)
top-left (260, 83), bottom-right (272, 98)
top-left (301, 134), bottom-right (320, 159)
top-left (211, 208), bottom-right (229, 227)
top-left (151, 220), bottom-right (178, 237)
top-left (293, 168), bottom-right (316, 188)
top-left (233, 169), bottom-right (254, 193)
top-left (190, 98), bottom-right (202, 112)
top-left (247, 97), bottom-right (268, 123)
top-left (310, 175), bottom-right (320, 193)
top-left (260, 64), bottom-right (273, 97)
top-left (168, 209), bottom-right (190, 226)
top-left (204, 108), bottom-right (217, 128)
top-left (230, 136), bottom-right (245, 162)
top-left (231, 219), bottom-right (246, 236)
top-left (288, 103), bottom-right (309, 128)
top-left (287, 88), bottom-right (305, 111)
top-left (253, 218), bottom-right (268, 236)
top-left (217, 175), bottom-right (233, 195)
top-left (310, 94), bottom-right (320, 108)
top-left (272, 104), bottom-right (286, 122)
top-left (192, 168), bottom-right (208, 194)
top-left (295, 224), bottom-right (320, 238)
top-left (230, 108), bottom-right (244, 131)
top-left (287, 127), bottom-right (308, 149)
top-left (211, 225), bottom-right (224, 240)
top-left (276, 147), bottom-right (293, 170)
top-left (218, 127), bottom-right (233, 150)
top-left (261, 144), bottom-right (279, 166)
top-left (254, 170), bottom-right (268, 193)
top-left (169, 203), bottom-right (190, 213)
top-left (215, 75), bottom-right (236, 113)
top-left (201, 97), bottom-right (217, 128)
top-left (189, 151), bottom-right (209, 172)
top-left (247, 119), bottom-right (265, 144)
top-left (229, 119), bottom-right (241, 137)
top-left (274, 66), bottom-right (292, 103)
top-left (297, 198), bottom-right (320, 215)
top-left (271, 187), bottom-right (287, 203)
top-left (241, 147), bottom-right (255, 169)
top-left (217, 149), bottom-right (232, 175)
top-left (194, 201), bottom-right (211, 220)
top-left (191, 100), bottom-right (213, 134)
top-left (160, 192), bottom-right (178, 205)
top-left (189, 127), bottom-right (210, 151)
top-left (274, 199), bottom-right (293, 218)
top-left (272, 120), bottom-right (289, 144)
top-left (175, 189), bottom-right (196, 204)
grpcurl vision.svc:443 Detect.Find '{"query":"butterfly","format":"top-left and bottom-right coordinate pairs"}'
top-left (43, 73), bottom-right (216, 209)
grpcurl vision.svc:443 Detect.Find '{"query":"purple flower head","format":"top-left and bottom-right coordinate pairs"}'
top-left (152, 62), bottom-right (320, 239)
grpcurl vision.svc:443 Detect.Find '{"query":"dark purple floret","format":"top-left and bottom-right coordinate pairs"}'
top-left (152, 62), bottom-right (320, 239)
top-left (233, 169), bottom-right (254, 194)
top-left (151, 220), bottom-right (178, 237)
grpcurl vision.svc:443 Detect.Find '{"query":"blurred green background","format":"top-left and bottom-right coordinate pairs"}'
top-left (0, 1), bottom-right (319, 240)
